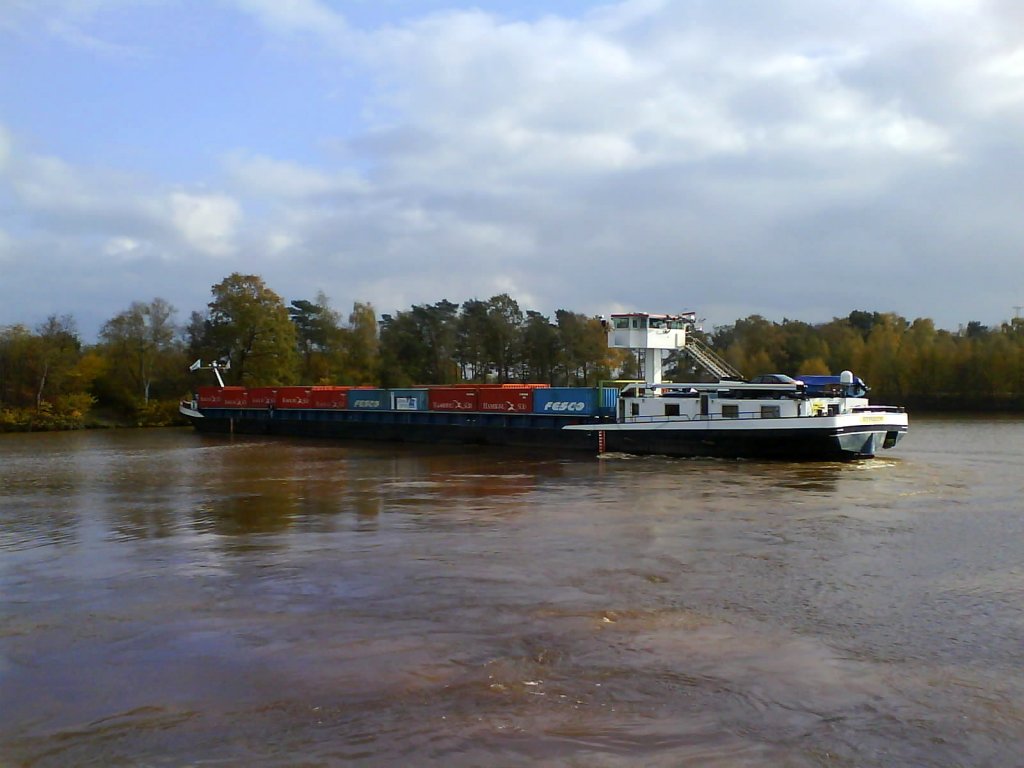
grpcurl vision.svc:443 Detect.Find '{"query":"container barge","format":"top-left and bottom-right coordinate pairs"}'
top-left (180, 312), bottom-right (908, 460)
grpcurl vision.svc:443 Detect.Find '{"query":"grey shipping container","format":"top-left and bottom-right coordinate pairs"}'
top-left (348, 389), bottom-right (390, 410)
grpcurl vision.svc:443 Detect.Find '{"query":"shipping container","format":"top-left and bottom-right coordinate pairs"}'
top-left (478, 386), bottom-right (534, 413)
top-left (599, 387), bottom-right (619, 415)
top-left (196, 386), bottom-right (218, 407)
top-left (310, 386), bottom-right (348, 409)
top-left (428, 387), bottom-right (478, 412)
top-left (197, 386), bottom-right (244, 408)
top-left (221, 389), bottom-right (249, 408)
top-left (348, 388), bottom-right (389, 411)
top-left (390, 389), bottom-right (429, 411)
top-left (532, 387), bottom-right (598, 416)
top-left (248, 387), bottom-right (277, 407)
top-left (277, 386), bottom-right (313, 409)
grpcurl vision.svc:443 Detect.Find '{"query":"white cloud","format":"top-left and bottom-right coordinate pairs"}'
top-left (168, 192), bottom-right (242, 257)
top-left (228, 0), bottom-right (352, 50)
top-left (0, 127), bottom-right (243, 264)
top-left (102, 236), bottom-right (144, 260)
top-left (965, 47), bottom-right (1024, 113)
top-left (345, 2), bottom-right (959, 197)
top-left (0, 0), bottom-right (156, 55)
top-left (4, 0), bottom-right (1024, 335)
top-left (14, 154), bottom-right (104, 213)
top-left (266, 231), bottom-right (298, 255)
top-left (224, 152), bottom-right (366, 199)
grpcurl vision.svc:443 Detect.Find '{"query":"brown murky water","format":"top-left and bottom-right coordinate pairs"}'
top-left (2, 418), bottom-right (1024, 766)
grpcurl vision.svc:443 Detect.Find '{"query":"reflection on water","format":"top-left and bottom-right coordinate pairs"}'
top-left (2, 421), bottom-right (1024, 766)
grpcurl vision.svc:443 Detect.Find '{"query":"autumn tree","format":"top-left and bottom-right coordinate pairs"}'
top-left (555, 311), bottom-right (609, 385)
top-left (98, 298), bottom-right (181, 404)
top-left (484, 294), bottom-right (523, 382)
top-left (32, 315), bottom-right (83, 408)
top-left (378, 311), bottom-right (429, 387)
top-left (378, 301), bottom-right (459, 386)
top-left (289, 293), bottom-right (344, 383)
top-left (455, 299), bottom-right (490, 381)
top-left (520, 311), bottom-right (559, 383)
top-left (343, 302), bottom-right (379, 385)
top-left (191, 273), bottom-right (298, 385)
top-left (0, 318), bottom-right (98, 430)
top-left (0, 325), bottom-right (36, 407)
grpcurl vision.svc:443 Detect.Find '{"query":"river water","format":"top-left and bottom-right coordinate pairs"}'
top-left (2, 417), bottom-right (1023, 766)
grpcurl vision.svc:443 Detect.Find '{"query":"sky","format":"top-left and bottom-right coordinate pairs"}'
top-left (1, 0), bottom-right (1023, 340)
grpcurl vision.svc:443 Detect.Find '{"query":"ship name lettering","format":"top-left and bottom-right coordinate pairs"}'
top-left (543, 401), bottom-right (585, 412)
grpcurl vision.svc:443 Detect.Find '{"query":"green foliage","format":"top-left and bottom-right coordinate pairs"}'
top-left (10, 274), bottom-right (1024, 429)
top-left (555, 310), bottom-right (614, 385)
top-left (97, 298), bottom-right (184, 405)
top-left (376, 298), bottom-right (619, 387)
top-left (520, 311), bottom-right (560, 383)
top-left (0, 317), bottom-right (84, 411)
top-left (709, 310), bottom-right (1024, 409)
top-left (0, 393), bottom-right (95, 432)
top-left (344, 302), bottom-right (380, 385)
top-left (190, 273), bottom-right (299, 385)
top-left (134, 398), bottom-right (188, 427)
top-left (289, 293), bottom-right (346, 383)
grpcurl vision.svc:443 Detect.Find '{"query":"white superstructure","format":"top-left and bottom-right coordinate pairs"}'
top-left (575, 311), bottom-right (909, 459)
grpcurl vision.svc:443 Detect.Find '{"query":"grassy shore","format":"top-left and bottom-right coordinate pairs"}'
top-left (0, 399), bottom-right (187, 433)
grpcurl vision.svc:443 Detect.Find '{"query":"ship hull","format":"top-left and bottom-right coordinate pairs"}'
top-left (569, 411), bottom-right (908, 460)
top-left (183, 406), bottom-right (906, 461)
top-left (186, 407), bottom-right (603, 452)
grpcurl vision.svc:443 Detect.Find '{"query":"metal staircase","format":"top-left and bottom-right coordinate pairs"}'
top-left (682, 337), bottom-right (744, 381)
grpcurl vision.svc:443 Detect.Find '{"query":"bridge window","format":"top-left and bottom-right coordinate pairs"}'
top-left (722, 404), bottom-right (739, 418)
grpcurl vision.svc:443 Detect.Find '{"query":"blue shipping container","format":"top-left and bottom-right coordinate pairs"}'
top-left (599, 387), bottom-right (619, 415)
top-left (533, 387), bottom-right (598, 416)
top-left (391, 389), bottom-right (429, 411)
top-left (348, 389), bottom-right (389, 410)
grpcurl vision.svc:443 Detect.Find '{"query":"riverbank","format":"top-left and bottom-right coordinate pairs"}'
top-left (0, 400), bottom-right (186, 433)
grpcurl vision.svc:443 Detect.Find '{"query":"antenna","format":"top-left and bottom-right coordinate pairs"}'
top-left (188, 359), bottom-right (231, 387)
top-left (1014, 306), bottom-right (1023, 319)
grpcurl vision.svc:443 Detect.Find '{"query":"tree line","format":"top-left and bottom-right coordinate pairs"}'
top-left (713, 311), bottom-right (1024, 410)
top-left (3, 273), bottom-right (1023, 431)
top-left (0, 274), bottom-right (629, 431)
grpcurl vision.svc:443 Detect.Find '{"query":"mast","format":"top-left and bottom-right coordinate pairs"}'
top-left (188, 359), bottom-right (231, 387)
top-left (604, 312), bottom-right (742, 383)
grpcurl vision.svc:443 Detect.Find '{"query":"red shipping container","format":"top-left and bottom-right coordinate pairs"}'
top-left (222, 389), bottom-right (249, 407)
top-left (478, 387), bottom-right (534, 413)
top-left (428, 387), bottom-right (478, 411)
top-left (277, 386), bottom-right (312, 408)
top-left (248, 387), bottom-right (277, 407)
top-left (197, 386), bottom-right (244, 407)
top-left (197, 386), bottom-right (221, 407)
top-left (311, 387), bottom-right (349, 409)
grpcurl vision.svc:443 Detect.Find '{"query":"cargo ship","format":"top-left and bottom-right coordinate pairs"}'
top-left (180, 312), bottom-right (908, 460)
